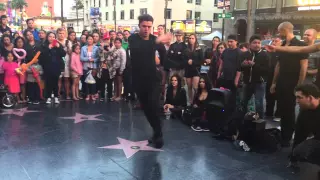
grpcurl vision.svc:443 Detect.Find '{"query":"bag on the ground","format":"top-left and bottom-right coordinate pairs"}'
top-left (85, 70), bottom-right (96, 84)
top-left (181, 106), bottom-right (194, 126)
top-left (235, 111), bottom-right (282, 153)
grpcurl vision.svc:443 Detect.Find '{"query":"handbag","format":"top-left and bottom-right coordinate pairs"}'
top-left (85, 70), bottom-right (96, 84)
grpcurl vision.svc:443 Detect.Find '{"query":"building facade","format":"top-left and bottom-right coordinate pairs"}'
top-left (83, 0), bottom-right (223, 33)
top-left (227, 0), bottom-right (320, 42)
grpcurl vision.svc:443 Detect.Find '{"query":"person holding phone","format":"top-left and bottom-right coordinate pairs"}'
top-left (38, 32), bottom-right (66, 104)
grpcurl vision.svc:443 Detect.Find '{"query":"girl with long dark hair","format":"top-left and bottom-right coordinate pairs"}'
top-left (39, 32), bottom-right (66, 104)
top-left (163, 74), bottom-right (187, 118)
top-left (211, 42), bottom-right (227, 87)
top-left (191, 76), bottom-right (211, 132)
top-left (184, 34), bottom-right (203, 104)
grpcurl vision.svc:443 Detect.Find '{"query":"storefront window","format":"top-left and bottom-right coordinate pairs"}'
top-left (235, 0), bottom-right (247, 10)
top-left (257, 0), bottom-right (276, 9)
top-left (284, 0), bottom-right (299, 7)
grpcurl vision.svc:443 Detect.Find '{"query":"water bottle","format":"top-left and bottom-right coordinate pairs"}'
top-left (165, 109), bottom-right (171, 120)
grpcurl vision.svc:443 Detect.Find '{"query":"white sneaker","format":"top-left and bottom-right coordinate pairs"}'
top-left (46, 98), bottom-right (51, 104)
top-left (54, 97), bottom-right (60, 104)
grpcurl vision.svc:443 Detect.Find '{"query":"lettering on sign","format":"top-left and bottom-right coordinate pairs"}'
top-left (298, 0), bottom-right (320, 5)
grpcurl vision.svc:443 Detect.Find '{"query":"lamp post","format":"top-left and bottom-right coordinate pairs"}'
top-left (113, 0), bottom-right (116, 31)
top-left (164, 0), bottom-right (168, 33)
top-left (49, 6), bottom-right (53, 28)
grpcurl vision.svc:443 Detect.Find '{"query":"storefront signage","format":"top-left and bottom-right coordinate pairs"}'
top-left (298, 6), bottom-right (320, 10)
top-left (298, 0), bottom-right (320, 6)
top-left (171, 20), bottom-right (196, 33)
top-left (195, 20), bottom-right (212, 34)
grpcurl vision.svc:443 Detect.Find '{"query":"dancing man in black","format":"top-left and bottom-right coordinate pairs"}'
top-left (128, 14), bottom-right (169, 148)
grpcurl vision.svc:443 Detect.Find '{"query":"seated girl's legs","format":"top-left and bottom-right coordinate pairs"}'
top-left (186, 78), bottom-right (192, 104)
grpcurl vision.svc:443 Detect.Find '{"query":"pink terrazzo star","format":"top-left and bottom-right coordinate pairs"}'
top-left (0, 107), bottom-right (40, 117)
top-left (59, 113), bottom-right (104, 124)
top-left (98, 137), bottom-right (163, 159)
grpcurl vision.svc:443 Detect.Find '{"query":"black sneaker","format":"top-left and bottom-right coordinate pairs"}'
top-left (153, 136), bottom-right (164, 149)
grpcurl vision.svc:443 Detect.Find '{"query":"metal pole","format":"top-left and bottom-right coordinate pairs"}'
top-left (61, 0), bottom-right (64, 26)
top-left (164, 0), bottom-right (168, 33)
top-left (221, 0), bottom-right (226, 41)
top-left (113, 0), bottom-right (116, 31)
top-left (246, 0), bottom-right (252, 42)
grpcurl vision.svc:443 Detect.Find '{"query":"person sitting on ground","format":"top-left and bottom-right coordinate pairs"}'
top-left (289, 83), bottom-right (320, 171)
top-left (191, 76), bottom-right (212, 132)
top-left (163, 74), bottom-right (187, 118)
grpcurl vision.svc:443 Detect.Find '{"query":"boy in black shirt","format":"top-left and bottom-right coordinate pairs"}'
top-left (289, 84), bottom-right (320, 169)
top-left (128, 14), bottom-right (170, 149)
top-left (241, 35), bottom-right (270, 118)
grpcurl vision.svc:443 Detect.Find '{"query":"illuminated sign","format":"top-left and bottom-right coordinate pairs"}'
top-left (298, 6), bottom-right (320, 10)
top-left (298, 0), bottom-right (320, 6)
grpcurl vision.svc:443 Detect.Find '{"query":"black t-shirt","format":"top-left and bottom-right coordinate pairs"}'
top-left (128, 34), bottom-right (160, 88)
top-left (293, 105), bottom-right (320, 148)
top-left (221, 48), bottom-right (242, 81)
top-left (316, 66), bottom-right (320, 89)
top-left (277, 37), bottom-right (309, 87)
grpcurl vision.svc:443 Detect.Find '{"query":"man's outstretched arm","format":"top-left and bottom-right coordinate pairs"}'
top-left (266, 43), bottom-right (320, 54)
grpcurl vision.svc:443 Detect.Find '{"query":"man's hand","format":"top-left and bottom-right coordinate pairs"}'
top-left (56, 42), bottom-right (60, 48)
top-left (205, 59), bottom-right (211, 64)
top-left (234, 80), bottom-right (238, 88)
top-left (270, 84), bottom-right (276, 94)
top-left (188, 59), bottom-right (192, 65)
top-left (156, 33), bottom-right (172, 44)
top-left (242, 60), bottom-right (249, 66)
top-left (248, 61), bottom-right (255, 66)
top-left (265, 45), bottom-right (276, 52)
top-left (193, 104), bottom-right (198, 108)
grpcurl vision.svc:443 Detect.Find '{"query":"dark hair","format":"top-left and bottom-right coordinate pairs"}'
top-left (187, 34), bottom-right (199, 51)
top-left (80, 34), bottom-right (87, 39)
top-left (82, 30), bottom-right (88, 35)
top-left (14, 36), bottom-right (25, 48)
top-left (26, 18), bottom-right (34, 24)
top-left (0, 15), bottom-right (7, 19)
top-left (212, 36), bottom-right (220, 42)
top-left (86, 34), bottom-right (94, 40)
top-left (1, 34), bottom-right (11, 44)
top-left (123, 30), bottom-right (130, 34)
top-left (12, 32), bottom-right (19, 38)
top-left (194, 76), bottom-right (212, 101)
top-left (117, 31), bottom-right (123, 36)
top-left (158, 24), bottom-right (165, 28)
top-left (72, 43), bottom-right (80, 52)
top-left (295, 84), bottom-right (320, 98)
top-left (239, 43), bottom-right (249, 49)
top-left (5, 52), bottom-right (14, 61)
top-left (39, 29), bottom-right (46, 34)
top-left (114, 38), bottom-right (122, 44)
top-left (45, 31), bottom-right (56, 45)
top-left (23, 29), bottom-right (33, 40)
top-left (216, 42), bottom-right (227, 54)
top-left (249, 35), bottom-right (261, 43)
top-left (138, 14), bottom-right (154, 25)
top-left (109, 30), bottom-right (116, 35)
top-left (227, 34), bottom-right (238, 41)
top-left (167, 74), bottom-right (183, 97)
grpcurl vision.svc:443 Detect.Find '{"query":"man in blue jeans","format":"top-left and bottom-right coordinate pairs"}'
top-left (241, 35), bottom-right (270, 118)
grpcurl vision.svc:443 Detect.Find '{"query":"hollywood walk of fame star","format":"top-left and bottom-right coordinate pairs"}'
top-left (0, 107), bottom-right (40, 117)
top-left (98, 137), bottom-right (163, 159)
top-left (59, 113), bottom-right (104, 124)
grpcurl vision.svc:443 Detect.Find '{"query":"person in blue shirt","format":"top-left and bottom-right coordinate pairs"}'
top-left (24, 19), bottom-right (40, 41)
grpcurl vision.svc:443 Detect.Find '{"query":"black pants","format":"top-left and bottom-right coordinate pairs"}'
top-left (123, 67), bottom-right (133, 99)
top-left (45, 74), bottom-right (59, 98)
top-left (97, 69), bottom-right (113, 99)
top-left (136, 84), bottom-right (162, 136)
top-left (266, 79), bottom-right (279, 117)
top-left (27, 82), bottom-right (40, 102)
top-left (277, 85), bottom-right (296, 142)
top-left (292, 139), bottom-right (320, 166)
top-left (192, 107), bottom-right (208, 128)
top-left (83, 70), bottom-right (96, 95)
